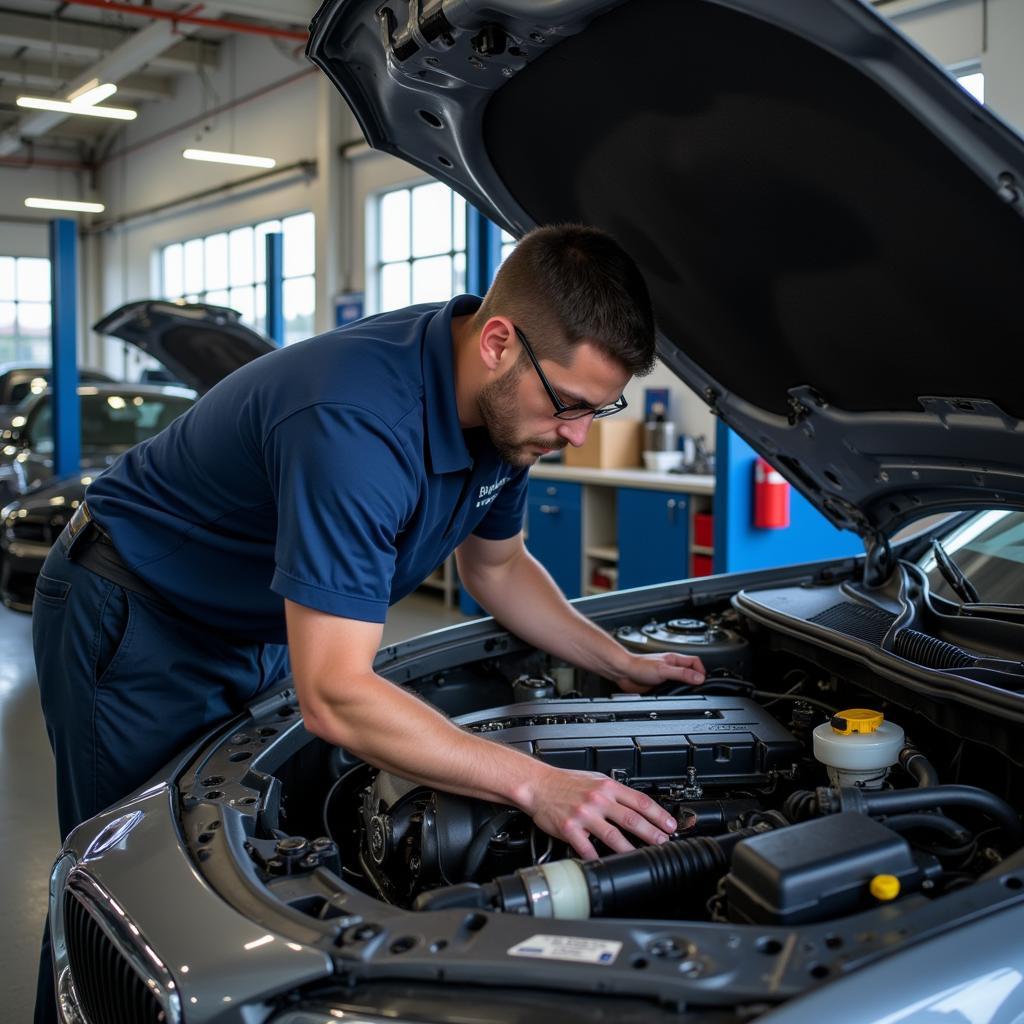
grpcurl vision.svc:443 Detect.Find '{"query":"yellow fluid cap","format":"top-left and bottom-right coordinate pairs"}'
top-left (870, 874), bottom-right (901, 901)
top-left (830, 708), bottom-right (885, 735)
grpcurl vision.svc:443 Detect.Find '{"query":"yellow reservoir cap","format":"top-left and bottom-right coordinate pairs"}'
top-left (830, 708), bottom-right (885, 735)
top-left (870, 874), bottom-right (901, 901)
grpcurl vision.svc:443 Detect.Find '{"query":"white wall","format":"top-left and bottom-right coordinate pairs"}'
top-left (0, 214), bottom-right (50, 258)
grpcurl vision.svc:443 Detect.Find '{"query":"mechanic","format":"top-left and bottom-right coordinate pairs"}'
top-left (32, 224), bottom-right (705, 1022)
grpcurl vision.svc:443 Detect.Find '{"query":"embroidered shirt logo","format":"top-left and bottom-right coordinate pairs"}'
top-left (476, 476), bottom-right (510, 509)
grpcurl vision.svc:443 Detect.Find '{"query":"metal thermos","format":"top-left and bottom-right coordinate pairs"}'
top-left (644, 415), bottom-right (676, 453)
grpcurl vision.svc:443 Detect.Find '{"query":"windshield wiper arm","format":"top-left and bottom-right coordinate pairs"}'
top-left (931, 538), bottom-right (980, 604)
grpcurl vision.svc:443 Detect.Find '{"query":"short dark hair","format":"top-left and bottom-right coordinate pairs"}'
top-left (474, 224), bottom-right (656, 376)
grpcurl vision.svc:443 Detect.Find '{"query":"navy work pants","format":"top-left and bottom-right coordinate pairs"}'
top-left (32, 531), bottom-right (289, 1023)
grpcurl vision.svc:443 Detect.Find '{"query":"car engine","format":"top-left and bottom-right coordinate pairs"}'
top-left (317, 611), bottom-right (1022, 929)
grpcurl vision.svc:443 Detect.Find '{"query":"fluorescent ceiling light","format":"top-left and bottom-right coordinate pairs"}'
top-left (67, 80), bottom-right (118, 106)
top-left (25, 197), bottom-right (105, 213)
top-left (182, 148), bottom-right (276, 169)
top-left (16, 96), bottom-right (136, 120)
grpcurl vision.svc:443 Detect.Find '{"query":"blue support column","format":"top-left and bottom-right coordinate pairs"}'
top-left (50, 218), bottom-right (80, 478)
top-left (465, 206), bottom-right (503, 294)
top-left (265, 231), bottom-right (284, 346)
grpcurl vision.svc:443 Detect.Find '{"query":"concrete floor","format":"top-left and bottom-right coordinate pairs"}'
top-left (0, 592), bottom-right (467, 1023)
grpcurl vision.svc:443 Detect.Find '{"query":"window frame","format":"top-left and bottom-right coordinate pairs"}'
top-left (368, 180), bottom-right (468, 314)
top-left (0, 255), bottom-right (53, 364)
top-left (158, 212), bottom-right (316, 344)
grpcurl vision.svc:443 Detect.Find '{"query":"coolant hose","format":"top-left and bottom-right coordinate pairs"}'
top-left (880, 813), bottom-right (972, 846)
top-left (488, 826), bottom-right (764, 920)
top-left (900, 747), bottom-right (940, 787)
top-left (786, 784), bottom-right (1022, 845)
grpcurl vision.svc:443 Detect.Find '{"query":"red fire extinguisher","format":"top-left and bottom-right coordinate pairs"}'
top-left (753, 457), bottom-right (790, 529)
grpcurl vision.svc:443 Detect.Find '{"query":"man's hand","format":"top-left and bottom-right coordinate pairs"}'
top-left (517, 764), bottom-right (677, 860)
top-left (612, 651), bottom-right (706, 694)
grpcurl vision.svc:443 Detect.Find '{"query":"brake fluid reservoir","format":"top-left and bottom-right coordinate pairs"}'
top-left (812, 709), bottom-right (904, 789)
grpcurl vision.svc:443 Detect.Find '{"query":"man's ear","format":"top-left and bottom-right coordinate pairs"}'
top-left (478, 316), bottom-right (516, 372)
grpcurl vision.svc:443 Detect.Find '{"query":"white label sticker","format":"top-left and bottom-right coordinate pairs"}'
top-left (507, 934), bottom-right (622, 965)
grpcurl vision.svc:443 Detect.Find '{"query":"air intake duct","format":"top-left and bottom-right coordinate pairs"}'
top-left (417, 827), bottom-right (767, 919)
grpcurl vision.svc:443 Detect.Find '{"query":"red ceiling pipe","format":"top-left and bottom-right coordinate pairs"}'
top-left (0, 155), bottom-right (95, 170)
top-left (57, 0), bottom-right (309, 41)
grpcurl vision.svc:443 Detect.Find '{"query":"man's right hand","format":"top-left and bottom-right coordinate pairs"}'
top-left (515, 764), bottom-right (677, 860)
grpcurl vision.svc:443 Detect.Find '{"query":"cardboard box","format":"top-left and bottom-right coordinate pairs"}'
top-left (563, 418), bottom-right (642, 469)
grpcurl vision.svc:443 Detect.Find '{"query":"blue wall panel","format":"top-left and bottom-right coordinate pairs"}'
top-left (713, 421), bottom-right (862, 574)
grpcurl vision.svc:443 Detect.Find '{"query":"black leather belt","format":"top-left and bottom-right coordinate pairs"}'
top-left (60, 502), bottom-right (163, 603)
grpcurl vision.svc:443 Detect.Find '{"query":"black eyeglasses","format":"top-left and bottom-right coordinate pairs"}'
top-left (513, 325), bottom-right (627, 420)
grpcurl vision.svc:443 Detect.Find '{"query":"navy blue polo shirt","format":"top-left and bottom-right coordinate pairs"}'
top-left (86, 295), bottom-right (528, 643)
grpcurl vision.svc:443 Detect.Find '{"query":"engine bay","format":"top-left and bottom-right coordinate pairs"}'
top-left (176, 563), bottom-right (1024, 1007)
top-left (323, 669), bottom-right (1019, 929)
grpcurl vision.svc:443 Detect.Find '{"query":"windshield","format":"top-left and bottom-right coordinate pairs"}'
top-left (26, 391), bottom-right (194, 453)
top-left (920, 510), bottom-right (1024, 604)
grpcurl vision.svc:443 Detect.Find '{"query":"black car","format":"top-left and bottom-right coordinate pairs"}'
top-left (45, 1), bottom-right (1024, 1022)
top-left (0, 300), bottom-right (275, 611)
top-left (0, 363), bottom-right (115, 424)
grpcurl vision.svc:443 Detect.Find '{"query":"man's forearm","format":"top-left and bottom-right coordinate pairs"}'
top-left (302, 667), bottom-right (553, 811)
top-left (462, 547), bottom-right (632, 682)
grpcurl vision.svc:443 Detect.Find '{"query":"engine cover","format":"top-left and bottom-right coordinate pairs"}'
top-left (376, 694), bottom-right (800, 802)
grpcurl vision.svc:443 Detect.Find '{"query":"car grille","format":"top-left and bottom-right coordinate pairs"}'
top-left (63, 890), bottom-right (166, 1024)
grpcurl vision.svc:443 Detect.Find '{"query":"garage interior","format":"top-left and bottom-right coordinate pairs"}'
top-left (1, 0), bottom-right (1021, 1018)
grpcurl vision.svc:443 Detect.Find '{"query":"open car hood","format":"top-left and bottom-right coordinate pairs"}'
top-left (94, 301), bottom-right (275, 395)
top-left (308, 0), bottom-right (1024, 545)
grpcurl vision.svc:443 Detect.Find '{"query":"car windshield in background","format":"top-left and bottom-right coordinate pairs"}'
top-left (26, 391), bottom-right (194, 453)
top-left (7, 374), bottom-right (48, 406)
top-left (921, 510), bottom-right (1024, 605)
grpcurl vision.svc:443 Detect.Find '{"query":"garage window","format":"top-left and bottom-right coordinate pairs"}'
top-left (160, 211), bottom-right (315, 344)
top-left (372, 182), bottom-right (467, 312)
top-left (0, 256), bottom-right (51, 363)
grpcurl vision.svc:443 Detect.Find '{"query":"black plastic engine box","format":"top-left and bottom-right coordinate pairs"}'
top-left (724, 812), bottom-right (923, 925)
top-left (454, 695), bottom-right (802, 785)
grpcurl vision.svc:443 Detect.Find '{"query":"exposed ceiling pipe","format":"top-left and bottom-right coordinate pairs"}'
top-left (0, 154), bottom-right (94, 171)
top-left (0, 7), bottom-right (218, 157)
top-left (57, 0), bottom-right (310, 41)
top-left (85, 158), bottom-right (316, 231)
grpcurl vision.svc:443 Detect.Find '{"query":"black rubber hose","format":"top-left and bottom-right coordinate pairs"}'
top-left (579, 826), bottom-right (772, 919)
top-left (900, 747), bottom-right (940, 787)
top-left (462, 809), bottom-right (520, 881)
top-left (582, 834), bottom-right (731, 918)
top-left (828, 785), bottom-right (1022, 845)
top-left (783, 790), bottom-right (820, 823)
top-left (881, 812), bottom-right (971, 846)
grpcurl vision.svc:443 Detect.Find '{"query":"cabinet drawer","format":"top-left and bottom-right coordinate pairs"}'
top-left (527, 479), bottom-right (582, 514)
